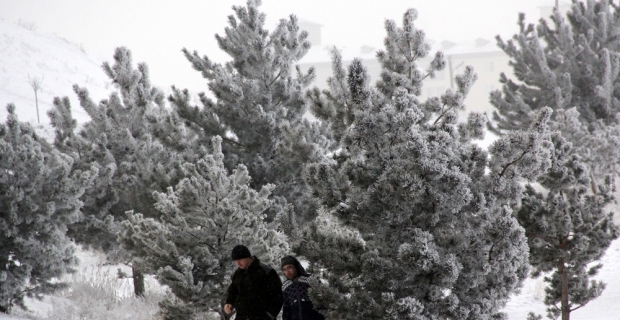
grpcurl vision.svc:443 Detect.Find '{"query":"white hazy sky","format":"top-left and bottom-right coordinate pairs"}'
top-left (1, 0), bottom-right (557, 92)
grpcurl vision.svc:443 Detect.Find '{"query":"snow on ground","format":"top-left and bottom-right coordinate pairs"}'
top-left (504, 237), bottom-right (620, 319)
top-left (0, 314), bottom-right (27, 320)
top-left (0, 313), bottom-right (27, 320)
top-left (5, 246), bottom-right (163, 320)
top-left (571, 237), bottom-right (620, 320)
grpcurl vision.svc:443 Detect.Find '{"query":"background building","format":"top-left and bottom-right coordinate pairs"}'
top-left (298, 2), bottom-right (571, 118)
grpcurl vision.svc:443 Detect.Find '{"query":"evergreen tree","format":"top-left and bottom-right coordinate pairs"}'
top-left (487, 3), bottom-right (620, 318)
top-left (48, 47), bottom-right (180, 296)
top-left (490, 0), bottom-right (620, 177)
top-left (169, 0), bottom-right (329, 223)
top-left (517, 132), bottom-right (618, 320)
top-left (119, 136), bottom-right (289, 320)
top-left (0, 104), bottom-right (94, 313)
top-left (300, 9), bottom-right (555, 319)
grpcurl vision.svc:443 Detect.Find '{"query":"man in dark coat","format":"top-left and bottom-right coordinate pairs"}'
top-left (224, 245), bottom-right (283, 320)
top-left (281, 255), bottom-right (326, 320)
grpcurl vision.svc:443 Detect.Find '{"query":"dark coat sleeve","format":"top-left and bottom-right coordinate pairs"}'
top-left (282, 298), bottom-right (291, 320)
top-left (225, 271), bottom-right (238, 305)
top-left (265, 269), bottom-right (283, 318)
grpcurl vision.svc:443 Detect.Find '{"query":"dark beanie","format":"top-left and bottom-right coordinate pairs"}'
top-left (231, 245), bottom-right (251, 260)
top-left (281, 255), bottom-right (297, 268)
top-left (280, 255), bottom-right (307, 275)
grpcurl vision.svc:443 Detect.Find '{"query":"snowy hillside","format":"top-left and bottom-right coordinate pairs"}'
top-left (0, 18), bottom-right (110, 126)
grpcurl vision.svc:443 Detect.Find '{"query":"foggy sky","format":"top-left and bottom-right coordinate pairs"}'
top-left (0, 0), bottom-right (556, 93)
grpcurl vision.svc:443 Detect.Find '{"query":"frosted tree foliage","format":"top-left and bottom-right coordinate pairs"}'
top-left (169, 0), bottom-right (328, 222)
top-left (517, 133), bottom-right (618, 320)
top-left (470, 1), bottom-right (620, 318)
top-left (300, 9), bottom-right (555, 320)
top-left (0, 105), bottom-right (94, 313)
top-left (48, 47), bottom-right (179, 295)
top-left (119, 136), bottom-right (289, 320)
top-left (491, 0), bottom-right (620, 177)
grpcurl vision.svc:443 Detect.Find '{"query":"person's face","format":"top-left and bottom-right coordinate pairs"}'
top-left (282, 264), bottom-right (297, 280)
top-left (234, 257), bottom-right (252, 270)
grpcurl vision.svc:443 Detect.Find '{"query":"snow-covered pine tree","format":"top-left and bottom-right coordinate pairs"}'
top-left (300, 9), bottom-right (555, 319)
top-left (48, 47), bottom-right (180, 296)
top-left (119, 136), bottom-right (289, 320)
top-left (517, 131), bottom-right (618, 320)
top-left (169, 0), bottom-right (329, 223)
top-left (490, 0), bottom-right (620, 177)
top-left (0, 104), bottom-right (94, 313)
top-left (490, 4), bottom-right (620, 318)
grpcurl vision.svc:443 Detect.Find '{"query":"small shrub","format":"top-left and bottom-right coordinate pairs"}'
top-left (17, 19), bottom-right (37, 31)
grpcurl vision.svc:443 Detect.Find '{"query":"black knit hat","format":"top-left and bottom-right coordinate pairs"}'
top-left (231, 245), bottom-right (251, 260)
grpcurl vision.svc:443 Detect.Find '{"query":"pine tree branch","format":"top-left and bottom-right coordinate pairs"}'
top-left (186, 230), bottom-right (217, 251)
top-left (273, 98), bottom-right (283, 110)
top-left (76, 143), bottom-right (83, 160)
top-left (222, 136), bottom-right (248, 149)
top-left (267, 70), bottom-right (282, 88)
top-left (488, 241), bottom-right (497, 263)
top-left (498, 147), bottom-right (530, 179)
top-left (570, 304), bottom-right (585, 312)
top-left (177, 109), bottom-right (247, 148)
top-left (590, 172), bottom-right (598, 195)
top-left (525, 231), bottom-right (557, 247)
top-left (242, 103), bottom-right (254, 117)
top-left (433, 103), bottom-right (451, 126)
top-left (191, 215), bottom-right (218, 229)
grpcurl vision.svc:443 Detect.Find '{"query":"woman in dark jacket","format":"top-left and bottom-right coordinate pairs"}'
top-left (280, 255), bottom-right (326, 320)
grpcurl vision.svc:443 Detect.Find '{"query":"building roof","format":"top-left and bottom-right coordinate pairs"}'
top-left (298, 18), bottom-right (324, 27)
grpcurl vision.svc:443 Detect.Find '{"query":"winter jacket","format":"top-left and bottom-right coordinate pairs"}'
top-left (226, 256), bottom-right (283, 320)
top-left (281, 256), bottom-right (325, 320)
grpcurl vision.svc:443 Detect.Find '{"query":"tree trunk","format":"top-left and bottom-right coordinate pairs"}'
top-left (34, 90), bottom-right (40, 124)
top-left (558, 257), bottom-right (570, 320)
top-left (448, 55), bottom-right (454, 90)
top-left (133, 266), bottom-right (145, 297)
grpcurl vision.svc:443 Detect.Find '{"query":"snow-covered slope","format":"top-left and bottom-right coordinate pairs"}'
top-left (0, 18), bottom-right (110, 126)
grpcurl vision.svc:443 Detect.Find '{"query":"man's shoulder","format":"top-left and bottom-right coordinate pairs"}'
top-left (247, 257), bottom-right (273, 274)
top-left (258, 261), bottom-right (274, 275)
top-left (230, 267), bottom-right (242, 279)
top-left (282, 274), bottom-right (313, 291)
top-left (297, 274), bottom-right (312, 284)
top-left (282, 279), bottom-right (294, 291)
